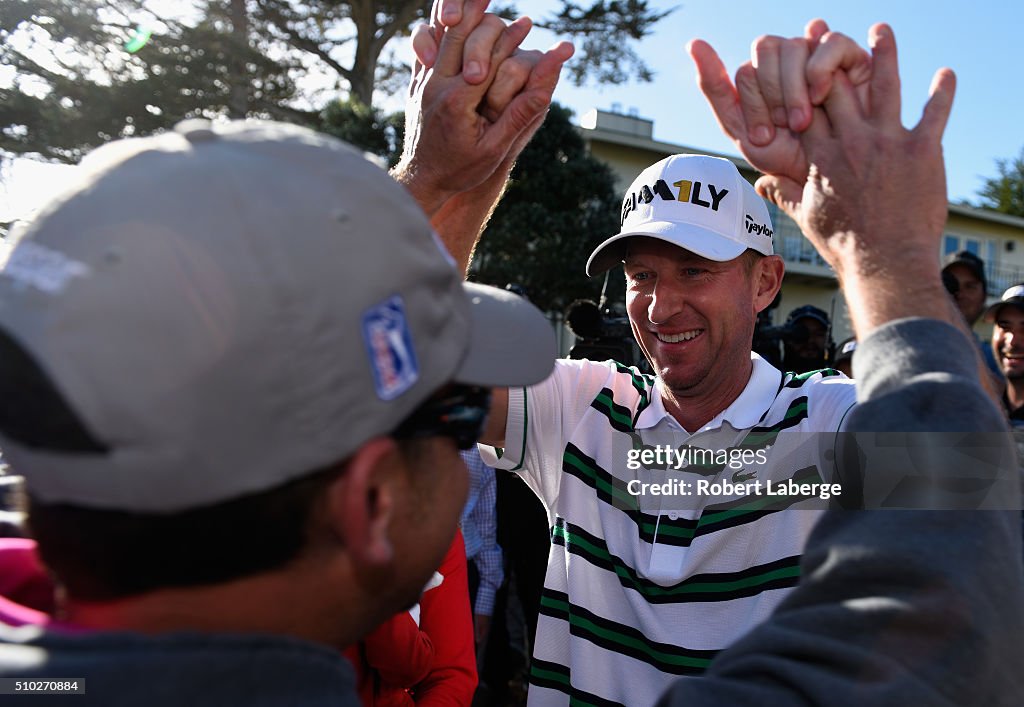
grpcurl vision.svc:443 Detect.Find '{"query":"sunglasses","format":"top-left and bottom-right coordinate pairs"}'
top-left (393, 384), bottom-right (492, 450)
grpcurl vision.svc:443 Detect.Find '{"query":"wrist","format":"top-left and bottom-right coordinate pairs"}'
top-left (840, 268), bottom-right (950, 337)
top-left (390, 160), bottom-right (454, 219)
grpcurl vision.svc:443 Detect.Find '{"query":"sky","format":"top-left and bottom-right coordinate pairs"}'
top-left (515, 0), bottom-right (1023, 207)
top-left (2, 0), bottom-right (1022, 222)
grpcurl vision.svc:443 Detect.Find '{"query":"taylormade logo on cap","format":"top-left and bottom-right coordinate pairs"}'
top-left (585, 154), bottom-right (775, 277)
top-left (744, 214), bottom-right (774, 240)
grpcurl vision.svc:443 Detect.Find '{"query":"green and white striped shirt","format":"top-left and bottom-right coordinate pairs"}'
top-left (482, 354), bottom-right (857, 706)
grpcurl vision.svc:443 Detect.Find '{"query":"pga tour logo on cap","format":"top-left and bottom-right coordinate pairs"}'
top-left (362, 295), bottom-right (420, 400)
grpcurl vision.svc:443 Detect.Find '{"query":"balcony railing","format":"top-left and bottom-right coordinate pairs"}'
top-left (768, 206), bottom-right (1024, 297)
top-left (987, 262), bottom-right (1024, 297)
top-left (767, 203), bottom-right (833, 271)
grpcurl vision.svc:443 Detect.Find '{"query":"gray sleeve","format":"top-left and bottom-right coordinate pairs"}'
top-left (657, 318), bottom-right (1024, 707)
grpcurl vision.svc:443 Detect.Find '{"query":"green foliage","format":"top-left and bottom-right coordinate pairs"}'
top-left (0, 0), bottom-right (305, 163)
top-left (977, 147), bottom-right (1024, 218)
top-left (250, 0), bottom-right (427, 106)
top-left (537, 1), bottom-right (676, 86)
top-left (469, 103), bottom-right (619, 313)
top-left (2, 0), bottom-right (669, 168)
top-left (318, 98), bottom-right (404, 166)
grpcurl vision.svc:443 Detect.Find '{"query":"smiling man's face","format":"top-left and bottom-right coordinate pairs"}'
top-left (623, 237), bottom-right (779, 406)
top-left (994, 305), bottom-right (1024, 381)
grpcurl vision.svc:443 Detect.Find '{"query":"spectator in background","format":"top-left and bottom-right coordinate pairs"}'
top-left (943, 250), bottom-right (1000, 375)
top-left (344, 608), bottom-right (435, 706)
top-left (480, 473), bottom-right (549, 706)
top-left (410, 532), bottom-right (478, 706)
top-left (343, 530), bottom-right (477, 707)
top-left (984, 284), bottom-right (1024, 551)
top-left (460, 448), bottom-right (502, 661)
top-left (985, 283), bottom-right (1024, 423)
top-left (832, 338), bottom-right (857, 378)
top-left (781, 305), bottom-right (832, 373)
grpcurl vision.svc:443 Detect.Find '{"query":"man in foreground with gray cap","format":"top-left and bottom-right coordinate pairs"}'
top-left (407, 4), bottom-right (1022, 705)
top-left (0, 121), bottom-right (557, 704)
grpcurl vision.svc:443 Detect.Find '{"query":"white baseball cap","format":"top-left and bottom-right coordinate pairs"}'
top-left (984, 283), bottom-right (1024, 322)
top-left (586, 154), bottom-right (774, 276)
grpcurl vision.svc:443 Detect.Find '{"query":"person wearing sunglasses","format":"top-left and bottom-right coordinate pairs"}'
top-left (0, 121), bottom-right (557, 705)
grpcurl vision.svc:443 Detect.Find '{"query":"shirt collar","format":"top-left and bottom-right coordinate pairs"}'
top-left (635, 353), bottom-right (782, 432)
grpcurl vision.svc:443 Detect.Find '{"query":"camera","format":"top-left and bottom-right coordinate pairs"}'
top-left (753, 300), bottom-right (834, 372)
top-left (565, 299), bottom-right (651, 372)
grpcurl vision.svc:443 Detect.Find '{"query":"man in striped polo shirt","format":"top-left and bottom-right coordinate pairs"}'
top-left (395, 7), bottom-right (869, 705)
top-left (402, 5), bottom-right (1022, 703)
top-left (473, 156), bottom-right (857, 707)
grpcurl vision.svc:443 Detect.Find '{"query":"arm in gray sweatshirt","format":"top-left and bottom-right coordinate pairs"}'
top-left (657, 318), bottom-right (1024, 707)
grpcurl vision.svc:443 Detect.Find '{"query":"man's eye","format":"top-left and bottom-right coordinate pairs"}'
top-left (684, 268), bottom-right (704, 277)
top-left (629, 271), bottom-right (651, 283)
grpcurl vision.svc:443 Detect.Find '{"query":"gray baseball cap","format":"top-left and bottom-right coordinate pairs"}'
top-left (0, 120), bottom-right (555, 512)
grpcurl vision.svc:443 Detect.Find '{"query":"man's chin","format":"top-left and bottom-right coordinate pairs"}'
top-left (656, 368), bottom-right (705, 394)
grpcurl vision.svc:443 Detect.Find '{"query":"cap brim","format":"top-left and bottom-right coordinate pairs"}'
top-left (453, 283), bottom-right (556, 387)
top-left (586, 222), bottom-right (749, 277)
top-left (942, 259), bottom-right (986, 287)
top-left (794, 314), bottom-right (829, 328)
top-left (984, 297), bottom-right (1024, 323)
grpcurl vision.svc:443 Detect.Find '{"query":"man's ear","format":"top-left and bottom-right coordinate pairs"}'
top-left (754, 255), bottom-right (785, 313)
top-left (326, 437), bottom-right (404, 571)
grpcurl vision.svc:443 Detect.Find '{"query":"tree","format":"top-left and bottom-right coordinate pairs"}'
top-left (468, 102), bottom-right (619, 313)
top-left (977, 147), bottom-right (1024, 218)
top-left (0, 0), bottom-right (303, 162)
top-left (318, 97), bottom-right (404, 165)
top-left (2, 0), bottom-right (671, 165)
top-left (535, 1), bottom-right (675, 86)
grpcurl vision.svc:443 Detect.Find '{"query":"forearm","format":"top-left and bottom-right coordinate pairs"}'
top-left (428, 160), bottom-right (513, 274)
top-left (837, 262), bottom-right (1003, 405)
top-left (471, 551), bottom-right (503, 616)
top-left (658, 319), bottom-right (1024, 707)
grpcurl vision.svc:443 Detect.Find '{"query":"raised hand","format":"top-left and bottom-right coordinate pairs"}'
top-left (411, 0), bottom-right (571, 121)
top-left (759, 25), bottom-right (953, 275)
top-left (395, 1), bottom-right (572, 219)
top-left (690, 19), bottom-right (871, 186)
top-left (765, 24), bottom-right (956, 336)
top-left (395, 0), bottom-right (573, 271)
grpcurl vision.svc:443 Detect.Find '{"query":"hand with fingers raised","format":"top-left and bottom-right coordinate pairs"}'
top-left (694, 21), bottom-right (957, 335)
top-left (689, 19), bottom-right (872, 190)
top-left (396, 0), bottom-right (573, 272)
